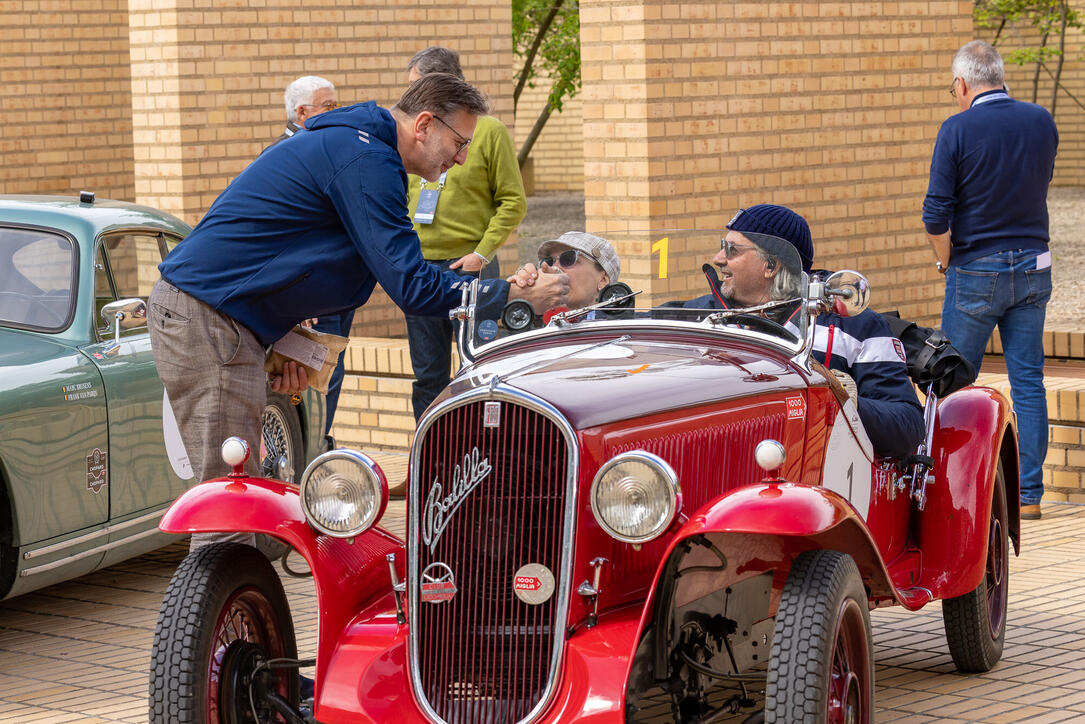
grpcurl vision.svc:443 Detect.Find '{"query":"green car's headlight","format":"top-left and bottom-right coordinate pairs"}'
top-left (300, 450), bottom-right (387, 538)
top-left (590, 451), bottom-right (681, 543)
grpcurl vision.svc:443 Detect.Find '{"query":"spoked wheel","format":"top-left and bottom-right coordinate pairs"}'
top-left (766, 550), bottom-right (873, 724)
top-left (149, 543), bottom-right (299, 723)
top-left (943, 460), bottom-right (1009, 672)
top-left (262, 391), bottom-right (304, 483)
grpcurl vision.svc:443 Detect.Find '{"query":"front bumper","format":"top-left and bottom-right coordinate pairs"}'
top-left (315, 604), bottom-right (642, 723)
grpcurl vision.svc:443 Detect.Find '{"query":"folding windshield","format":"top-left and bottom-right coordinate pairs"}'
top-left (0, 226), bottom-right (76, 332)
top-left (459, 228), bottom-right (809, 360)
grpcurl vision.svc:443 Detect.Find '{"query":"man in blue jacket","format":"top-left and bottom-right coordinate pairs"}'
top-left (923, 40), bottom-right (1058, 519)
top-left (148, 73), bottom-right (568, 501)
top-left (673, 204), bottom-right (925, 461)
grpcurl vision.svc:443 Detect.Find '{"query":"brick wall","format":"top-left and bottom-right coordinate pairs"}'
top-left (974, 22), bottom-right (1085, 187)
top-left (515, 75), bottom-right (585, 194)
top-left (0, 1), bottom-right (135, 200)
top-left (579, 0), bottom-right (975, 325)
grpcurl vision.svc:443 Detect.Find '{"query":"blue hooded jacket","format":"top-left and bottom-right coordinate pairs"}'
top-left (158, 101), bottom-right (508, 345)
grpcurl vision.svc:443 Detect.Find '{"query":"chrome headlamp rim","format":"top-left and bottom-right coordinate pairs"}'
top-left (590, 450), bottom-right (681, 544)
top-left (299, 449), bottom-right (388, 538)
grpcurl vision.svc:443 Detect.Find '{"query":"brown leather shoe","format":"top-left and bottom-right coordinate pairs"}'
top-left (1020, 503), bottom-right (1042, 520)
top-left (387, 475), bottom-right (408, 499)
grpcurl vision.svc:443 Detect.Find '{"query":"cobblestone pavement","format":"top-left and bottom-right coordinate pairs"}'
top-left (1, 451), bottom-right (1083, 723)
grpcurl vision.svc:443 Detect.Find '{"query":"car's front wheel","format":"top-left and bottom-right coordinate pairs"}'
top-left (149, 542), bottom-right (299, 723)
top-left (942, 459), bottom-right (1009, 672)
top-left (766, 549), bottom-right (873, 724)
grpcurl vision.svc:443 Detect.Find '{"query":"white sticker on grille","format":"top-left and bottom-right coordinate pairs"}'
top-left (513, 563), bottom-right (556, 605)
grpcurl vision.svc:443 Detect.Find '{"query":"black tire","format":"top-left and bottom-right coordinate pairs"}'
top-left (942, 460), bottom-right (1009, 672)
top-left (149, 542), bottom-right (298, 723)
top-left (766, 550), bottom-right (873, 724)
top-left (262, 391), bottom-right (305, 483)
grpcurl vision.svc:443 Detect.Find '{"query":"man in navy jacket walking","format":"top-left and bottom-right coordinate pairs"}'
top-left (148, 73), bottom-right (567, 513)
top-left (923, 40), bottom-right (1058, 519)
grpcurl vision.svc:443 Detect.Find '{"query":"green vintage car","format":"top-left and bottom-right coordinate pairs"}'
top-left (0, 194), bottom-right (326, 599)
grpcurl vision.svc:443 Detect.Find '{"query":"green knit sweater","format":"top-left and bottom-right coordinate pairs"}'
top-left (407, 115), bottom-right (527, 262)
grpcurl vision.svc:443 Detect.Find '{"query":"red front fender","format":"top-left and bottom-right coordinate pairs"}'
top-left (650, 483), bottom-right (899, 605)
top-left (160, 477), bottom-right (405, 703)
top-left (624, 483), bottom-right (904, 720)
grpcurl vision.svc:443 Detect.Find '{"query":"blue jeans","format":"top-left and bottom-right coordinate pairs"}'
top-left (941, 249), bottom-right (1051, 505)
top-left (405, 258), bottom-right (499, 421)
top-left (313, 310), bottom-right (355, 435)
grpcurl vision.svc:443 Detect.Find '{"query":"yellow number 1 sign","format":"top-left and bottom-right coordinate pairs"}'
top-left (652, 236), bottom-right (668, 279)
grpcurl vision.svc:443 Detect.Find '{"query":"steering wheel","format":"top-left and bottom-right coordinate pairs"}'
top-left (0, 291), bottom-right (66, 326)
top-left (724, 312), bottom-right (791, 338)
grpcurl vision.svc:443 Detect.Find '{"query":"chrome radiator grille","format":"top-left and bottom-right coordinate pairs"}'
top-left (409, 394), bottom-right (574, 724)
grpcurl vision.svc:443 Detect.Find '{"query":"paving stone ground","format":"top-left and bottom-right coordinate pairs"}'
top-left (1, 452), bottom-right (1083, 723)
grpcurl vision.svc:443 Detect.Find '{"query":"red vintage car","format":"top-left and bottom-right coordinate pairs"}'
top-left (149, 234), bottom-right (1017, 724)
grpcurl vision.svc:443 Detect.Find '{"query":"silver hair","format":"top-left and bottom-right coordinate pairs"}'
top-left (952, 40), bottom-right (1004, 89)
top-left (754, 247), bottom-right (802, 300)
top-left (284, 75), bottom-right (335, 123)
top-left (407, 46), bottom-right (464, 80)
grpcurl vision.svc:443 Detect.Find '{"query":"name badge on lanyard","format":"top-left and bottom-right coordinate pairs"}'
top-left (414, 170), bottom-right (447, 225)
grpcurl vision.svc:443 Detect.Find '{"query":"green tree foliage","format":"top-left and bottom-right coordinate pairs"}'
top-left (974, 0), bottom-right (1083, 115)
top-left (512, 0), bottom-right (581, 168)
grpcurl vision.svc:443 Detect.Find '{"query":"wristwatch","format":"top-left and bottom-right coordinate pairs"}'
top-left (936, 261), bottom-right (947, 275)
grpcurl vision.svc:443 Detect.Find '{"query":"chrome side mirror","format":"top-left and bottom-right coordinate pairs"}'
top-left (450, 279), bottom-right (479, 364)
top-left (824, 270), bottom-right (870, 317)
top-left (100, 298), bottom-right (147, 355)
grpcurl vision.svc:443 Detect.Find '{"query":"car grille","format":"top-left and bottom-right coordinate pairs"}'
top-left (409, 393), bottom-right (574, 724)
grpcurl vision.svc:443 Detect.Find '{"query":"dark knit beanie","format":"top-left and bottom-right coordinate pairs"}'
top-left (727, 204), bottom-right (814, 273)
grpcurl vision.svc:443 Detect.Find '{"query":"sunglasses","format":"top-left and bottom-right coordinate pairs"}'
top-left (719, 238), bottom-right (757, 259)
top-left (539, 249), bottom-right (588, 269)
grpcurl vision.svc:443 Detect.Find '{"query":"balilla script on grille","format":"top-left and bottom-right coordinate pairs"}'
top-left (421, 447), bottom-right (493, 552)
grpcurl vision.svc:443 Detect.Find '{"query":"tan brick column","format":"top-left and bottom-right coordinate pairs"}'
top-left (580, 0), bottom-right (974, 323)
top-left (125, 0), bottom-right (517, 338)
top-left (127, 1), bottom-right (187, 219)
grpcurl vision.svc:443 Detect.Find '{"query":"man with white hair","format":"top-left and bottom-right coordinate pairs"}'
top-left (922, 40), bottom-right (1058, 519)
top-left (273, 75), bottom-right (338, 146)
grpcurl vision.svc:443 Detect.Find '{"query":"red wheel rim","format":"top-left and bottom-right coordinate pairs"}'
top-left (986, 494), bottom-right (1008, 639)
top-left (827, 598), bottom-right (870, 724)
top-left (206, 586), bottom-right (290, 723)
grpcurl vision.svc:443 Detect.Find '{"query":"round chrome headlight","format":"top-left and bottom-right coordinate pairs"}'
top-left (590, 451), bottom-right (681, 543)
top-left (300, 450), bottom-right (387, 538)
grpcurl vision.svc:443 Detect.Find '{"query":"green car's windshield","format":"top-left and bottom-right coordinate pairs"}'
top-left (0, 226), bottom-right (75, 331)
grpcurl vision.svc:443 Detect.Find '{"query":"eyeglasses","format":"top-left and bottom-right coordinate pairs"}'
top-left (719, 238), bottom-right (757, 259)
top-left (433, 114), bottom-right (472, 155)
top-left (302, 100), bottom-right (338, 111)
top-left (539, 249), bottom-right (587, 269)
top-left (949, 78), bottom-right (958, 99)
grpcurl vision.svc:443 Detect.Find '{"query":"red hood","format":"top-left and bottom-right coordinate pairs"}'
top-left (443, 332), bottom-right (809, 429)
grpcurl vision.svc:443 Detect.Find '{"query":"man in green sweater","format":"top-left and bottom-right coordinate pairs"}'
top-left (405, 46), bottom-right (528, 421)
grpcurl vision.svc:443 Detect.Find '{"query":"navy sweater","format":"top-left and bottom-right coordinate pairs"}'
top-left (922, 90), bottom-right (1058, 266)
top-left (159, 102), bottom-right (508, 345)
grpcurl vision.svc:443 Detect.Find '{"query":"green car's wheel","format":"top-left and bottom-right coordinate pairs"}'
top-left (262, 391), bottom-right (304, 483)
top-left (149, 542), bottom-right (298, 724)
